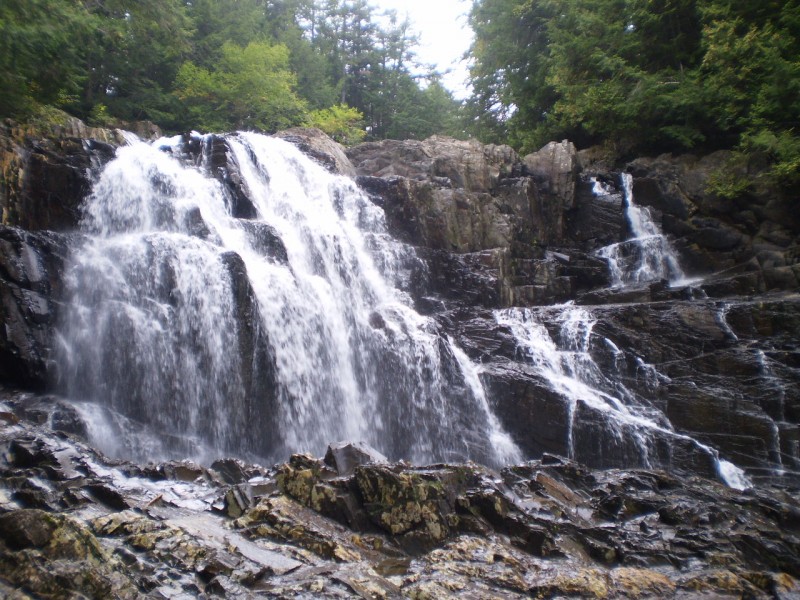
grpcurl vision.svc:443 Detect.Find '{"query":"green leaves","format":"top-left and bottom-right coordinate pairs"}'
top-left (2, 0), bottom-right (464, 141)
top-left (174, 42), bottom-right (307, 133)
top-left (467, 0), bottom-right (799, 186)
top-left (0, 0), bottom-right (94, 117)
top-left (304, 104), bottom-right (366, 145)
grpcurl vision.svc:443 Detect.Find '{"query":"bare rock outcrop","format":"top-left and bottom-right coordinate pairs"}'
top-left (1, 412), bottom-right (798, 599)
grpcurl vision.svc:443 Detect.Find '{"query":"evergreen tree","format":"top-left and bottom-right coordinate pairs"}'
top-left (467, 0), bottom-right (800, 185)
top-left (0, 0), bottom-right (94, 117)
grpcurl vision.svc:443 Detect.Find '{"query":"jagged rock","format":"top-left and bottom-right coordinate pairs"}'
top-left (627, 151), bottom-right (800, 287)
top-left (239, 220), bottom-right (289, 264)
top-left (567, 174), bottom-right (626, 250)
top-left (1, 118), bottom-right (123, 231)
top-left (348, 136), bottom-right (518, 193)
top-left (522, 139), bottom-right (580, 212)
top-left (0, 227), bottom-right (70, 389)
top-left (0, 509), bottom-right (139, 598)
top-left (0, 417), bottom-right (798, 598)
top-left (203, 134), bottom-right (259, 219)
top-left (277, 127), bottom-right (357, 177)
top-left (324, 441), bottom-right (388, 477)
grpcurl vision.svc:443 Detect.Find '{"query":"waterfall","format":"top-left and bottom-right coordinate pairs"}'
top-left (494, 305), bottom-right (751, 489)
top-left (596, 173), bottom-right (688, 287)
top-left (56, 132), bottom-right (520, 468)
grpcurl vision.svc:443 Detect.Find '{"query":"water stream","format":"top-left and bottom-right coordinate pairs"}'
top-left (54, 132), bottom-right (752, 489)
top-left (56, 133), bottom-right (520, 467)
top-left (596, 173), bottom-right (689, 288)
top-left (493, 305), bottom-right (751, 489)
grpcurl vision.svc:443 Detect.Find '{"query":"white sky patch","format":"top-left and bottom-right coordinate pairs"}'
top-left (370, 0), bottom-right (473, 99)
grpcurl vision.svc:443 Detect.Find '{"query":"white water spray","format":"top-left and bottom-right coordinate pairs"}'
top-left (495, 305), bottom-right (751, 488)
top-left (596, 173), bottom-right (689, 288)
top-left (58, 133), bottom-right (517, 467)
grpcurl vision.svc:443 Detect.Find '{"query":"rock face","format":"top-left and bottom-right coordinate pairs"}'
top-left (626, 151), bottom-right (800, 288)
top-left (0, 227), bottom-right (71, 389)
top-left (1, 411), bottom-right (799, 598)
top-left (346, 134), bottom-right (800, 483)
top-left (1, 118), bottom-right (131, 231)
top-left (276, 127), bottom-right (357, 178)
top-left (350, 136), bottom-right (605, 309)
top-left (0, 119), bottom-right (799, 595)
top-left (0, 122), bottom-right (799, 493)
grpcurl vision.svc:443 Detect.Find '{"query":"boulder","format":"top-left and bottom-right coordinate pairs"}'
top-left (348, 136), bottom-right (519, 194)
top-left (1, 118), bottom-right (122, 231)
top-left (522, 140), bottom-right (579, 207)
top-left (276, 127), bottom-right (357, 177)
top-left (324, 441), bottom-right (388, 477)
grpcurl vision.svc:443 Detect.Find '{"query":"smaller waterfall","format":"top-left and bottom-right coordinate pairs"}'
top-left (495, 305), bottom-right (751, 489)
top-left (449, 340), bottom-right (522, 465)
top-left (596, 174), bottom-right (688, 287)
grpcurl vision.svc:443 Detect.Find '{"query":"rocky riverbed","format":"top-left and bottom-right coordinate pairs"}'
top-left (2, 393), bottom-right (799, 598)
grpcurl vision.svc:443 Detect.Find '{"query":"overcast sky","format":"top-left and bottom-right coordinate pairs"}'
top-left (369, 0), bottom-right (474, 98)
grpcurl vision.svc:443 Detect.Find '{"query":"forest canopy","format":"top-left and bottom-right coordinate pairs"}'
top-left (468, 0), bottom-right (800, 183)
top-left (1, 0), bottom-right (798, 184)
top-left (0, 0), bottom-right (464, 142)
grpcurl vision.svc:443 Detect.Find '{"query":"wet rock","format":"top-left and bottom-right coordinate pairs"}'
top-left (203, 134), bottom-right (259, 219)
top-left (1, 118), bottom-right (123, 232)
top-left (240, 220), bottom-right (289, 264)
top-left (276, 127), bottom-right (357, 177)
top-left (567, 174), bottom-right (626, 249)
top-left (0, 227), bottom-right (70, 390)
top-left (0, 509), bottom-right (138, 598)
top-left (324, 441), bottom-right (388, 477)
top-left (522, 139), bottom-right (580, 226)
top-left (354, 464), bottom-right (459, 549)
top-left (0, 419), bottom-right (799, 598)
top-left (348, 136), bottom-right (518, 194)
top-left (627, 151), bottom-right (799, 287)
top-left (223, 484), bottom-right (253, 518)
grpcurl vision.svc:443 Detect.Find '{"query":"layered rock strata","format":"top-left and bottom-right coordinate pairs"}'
top-left (1, 406), bottom-right (798, 598)
top-left (1, 122), bottom-right (799, 483)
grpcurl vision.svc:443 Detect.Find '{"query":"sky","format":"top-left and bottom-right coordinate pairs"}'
top-left (369, 0), bottom-right (474, 98)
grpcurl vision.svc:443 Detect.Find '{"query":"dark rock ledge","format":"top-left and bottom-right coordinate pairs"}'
top-left (1, 393), bottom-right (799, 599)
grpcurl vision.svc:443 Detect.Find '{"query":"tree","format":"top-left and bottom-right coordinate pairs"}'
top-left (174, 41), bottom-right (307, 132)
top-left (0, 0), bottom-right (94, 117)
top-left (699, 1), bottom-right (800, 183)
top-left (304, 103), bottom-right (366, 145)
top-left (79, 0), bottom-right (193, 127)
top-left (467, 0), bottom-right (798, 178)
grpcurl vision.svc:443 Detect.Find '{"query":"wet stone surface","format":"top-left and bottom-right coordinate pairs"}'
top-left (1, 403), bottom-right (799, 598)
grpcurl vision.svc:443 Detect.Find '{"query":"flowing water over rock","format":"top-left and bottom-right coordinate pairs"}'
top-left (55, 133), bottom-right (520, 467)
top-left (596, 173), bottom-right (688, 288)
top-left (492, 304), bottom-right (750, 488)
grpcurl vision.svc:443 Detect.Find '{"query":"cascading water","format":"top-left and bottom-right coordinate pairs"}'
top-left (56, 132), bottom-right (520, 468)
top-left (596, 173), bottom-right (688, 287)
top-left (494, 305), bottom-right (751, 489)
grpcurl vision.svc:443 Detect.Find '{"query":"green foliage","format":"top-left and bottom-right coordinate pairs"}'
top-left (0, 0), bottom-right (464, 141)
top-left (467, 0), bottom-right (800, 187)
top-left (304, 104), bottom-right (366, 145)
top-left (88, 104), bottom-right (114, 128)
top-left (174, 42), bottom-right (307, 133)
top-left (384, 79), bottom-right (466, 141)
top-left (0, 0), bottom-right (94, 117)
top-left (742, 130), bottom-right (800, 185)
top-left (78, 0), bottom-right (193, 126)
top-left (705, 153), bottom-right (752, 200)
